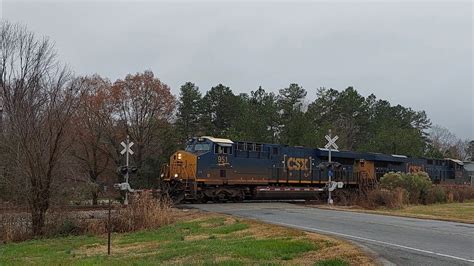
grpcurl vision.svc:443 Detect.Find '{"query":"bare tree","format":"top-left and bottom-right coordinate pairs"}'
top-left (110, 71), bottom-right (175, 171)
top-left (0, 21), bottom-right (79, 235)
top-left (429, 125), bottom-right (457, 156)
top-left (429, 125), bottom-right (470, 160)
top-left (72, 75), bottom-right (114, 205)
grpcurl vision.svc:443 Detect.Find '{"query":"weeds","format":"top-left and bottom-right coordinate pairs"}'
top-left (1, 192), bottom-right (174, 243)
top-left (113, 192), bottom-right (173, 232)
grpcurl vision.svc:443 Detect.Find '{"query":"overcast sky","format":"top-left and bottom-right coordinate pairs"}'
top-left (1, 0), bottom-right (473, 139)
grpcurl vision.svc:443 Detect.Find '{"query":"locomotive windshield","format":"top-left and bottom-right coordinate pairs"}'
top-left (185, 141), bottom-right (211, 153)
top-left (195, 143), bottom-right (211, 151)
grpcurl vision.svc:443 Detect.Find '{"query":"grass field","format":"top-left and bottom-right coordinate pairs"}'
top-left (369, 201), bottom-right (474, 223)
top-left (320, 201), bottom-right (474, 224)
top-left (0, 213), bottom-right (372, 265)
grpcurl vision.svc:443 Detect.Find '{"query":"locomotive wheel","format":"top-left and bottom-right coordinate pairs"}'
top-left (163, 181), bottom-right (186, 204)
top-left (170, 191), bottom-right (185, 204)
top-left (232, 190), bottom-right (246, 202)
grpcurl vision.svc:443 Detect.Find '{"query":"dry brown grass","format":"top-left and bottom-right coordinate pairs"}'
top-left (443, 185), bottom-right (474, 203)
top-left (313, 200), bottom-right (474, 224)
top-left (1, 192), bottom-right (178, 243)
top-left (292, 234), bottom-right (374, 265)
top-left (112, 192), bottom-right (174, 232)
top-left (0, 213), bottom-right (31, 242)
top-left (362, 187), bottom-right (408, 209)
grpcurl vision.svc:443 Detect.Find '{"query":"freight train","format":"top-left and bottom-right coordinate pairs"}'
top-left (160, 136), bottom-right (468, 203)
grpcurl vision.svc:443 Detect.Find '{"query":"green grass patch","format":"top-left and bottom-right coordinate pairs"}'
top-left (0, 216), bottom-right (319, 265)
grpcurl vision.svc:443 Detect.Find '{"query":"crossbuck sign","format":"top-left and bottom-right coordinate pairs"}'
top-left (120, 141), bottom-right (134, 155)
top-left (119, 136), bottom-right (134, 205)
top-left (324, 135), bottom-right (339, 150)
top-left (324, 130), bottom-right (339, 205)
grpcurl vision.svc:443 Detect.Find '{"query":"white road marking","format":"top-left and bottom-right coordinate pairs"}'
top-left (270, 221), bottom-right (474, 264)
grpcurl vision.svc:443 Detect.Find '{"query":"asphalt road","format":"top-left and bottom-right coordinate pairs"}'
top-left (188, 203), bottom-right (474, 266)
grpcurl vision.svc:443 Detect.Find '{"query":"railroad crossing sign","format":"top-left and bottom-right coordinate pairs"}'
top-left (324, 135), bottom-right (339, 150)
top-left (119, 135), bottom-right (134, 205)
top-left (120, 141), bottom-right (134, 155)
top-left (324, 129), bottom-right (338, 205)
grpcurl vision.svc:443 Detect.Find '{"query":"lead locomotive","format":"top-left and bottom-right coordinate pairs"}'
top-left (160, 136), bottom-right (467, 203)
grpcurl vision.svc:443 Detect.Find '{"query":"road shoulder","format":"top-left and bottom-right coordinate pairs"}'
top-left (304, 201), bottom-right (474, 224)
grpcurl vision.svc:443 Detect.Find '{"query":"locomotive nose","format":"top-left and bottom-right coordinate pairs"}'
top-left (169, 150), bottom-right (197, 180)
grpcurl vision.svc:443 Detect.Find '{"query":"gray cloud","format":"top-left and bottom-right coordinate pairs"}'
top-left (3, 0), bottom-right (473, 138)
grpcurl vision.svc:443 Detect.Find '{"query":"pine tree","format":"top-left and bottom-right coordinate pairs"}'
top-left (176, 82), bottom-right (203, 141)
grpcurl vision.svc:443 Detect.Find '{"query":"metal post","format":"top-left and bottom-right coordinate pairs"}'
top-left (0, 103), bottom-right (3, 134)
top-left (328, 129), bottom-right (333, 205)
top-left (107, 197), bottom-right (111, 255)
top-left (124, 135), bottom-right (130, 205)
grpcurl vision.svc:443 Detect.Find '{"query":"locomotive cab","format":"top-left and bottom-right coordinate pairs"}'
top-left (161, 136), bottom-right (237, 202)
top-left (166, 150), bottom-right (197, 182)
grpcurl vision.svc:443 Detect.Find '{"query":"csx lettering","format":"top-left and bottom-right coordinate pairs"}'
top-left (409, 165), bottom-right (423, 173)
top-left (287, 157), bottom-right (309, 171)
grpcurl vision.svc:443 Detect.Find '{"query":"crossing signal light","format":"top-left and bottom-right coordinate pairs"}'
top-left (317, 162), bottom-right (342, 170)
top-left (129, 166), bottom-right (138, 174)
top-left (116, 166), bottom-right (139, 175)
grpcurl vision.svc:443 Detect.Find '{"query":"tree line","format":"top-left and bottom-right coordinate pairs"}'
top-left (177, 82), bottom-right (434, 156)
top-left (0, 21), bottom-right (472, 235)
top-left (176, 82), bottom-right (472, 159)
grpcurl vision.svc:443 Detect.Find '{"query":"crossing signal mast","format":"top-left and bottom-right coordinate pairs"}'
top-left (324, 129), bottom-right (341, 205)
top-left (114, 135), bottom-right (136, 205)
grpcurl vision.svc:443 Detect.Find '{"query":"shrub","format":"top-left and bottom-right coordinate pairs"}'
top-left (379, 172), bottom-right (404, 190)
top-left (423, 186), bottom-right (447, 205)
top-left (403, 172), bottom-right (432, 204)
top-left (380, 172), bottom-right (432, 205)
top-left (57, 218), bottom-right (81, 236)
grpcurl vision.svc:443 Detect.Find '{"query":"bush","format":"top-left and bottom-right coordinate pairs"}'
top-left (57, 218), bottom-right (81, 236)
top-left (379, 172), bottom-right (404, 190)
top-left (423, 186), bottom-right (447, 205)
top-left (380, 172), bottom-right (432, 205)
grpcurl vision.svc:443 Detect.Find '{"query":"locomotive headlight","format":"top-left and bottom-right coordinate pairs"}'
top-left (177, 153), bottom-right (182, 160)
top-left (174, 173), bottom-right (179, 178)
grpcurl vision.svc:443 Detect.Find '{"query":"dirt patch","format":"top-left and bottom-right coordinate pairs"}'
top-left (77, 241), bottom-right (160, 257)
top-left (172, 208), bottom-right (206, 221)
top-left (235, 219), bottom-right (304, 239)
top-left (184, 234), bottom-right (210, 241)
top-left (292, 232), bottom-right (374, 265)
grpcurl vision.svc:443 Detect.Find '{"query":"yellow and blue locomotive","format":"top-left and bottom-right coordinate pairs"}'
top-left (160, 136), bottom-right (467, 203)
